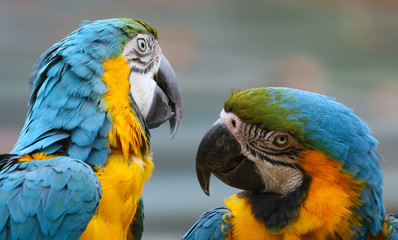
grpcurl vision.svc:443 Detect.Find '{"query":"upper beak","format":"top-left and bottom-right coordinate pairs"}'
top-left (196, 118), bottom-right (266, 196)
top-left (145, 54), bottom-right (183, 139)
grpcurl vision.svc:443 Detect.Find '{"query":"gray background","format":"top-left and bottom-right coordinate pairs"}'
top-left (0, 0), bottom-right (397, 239)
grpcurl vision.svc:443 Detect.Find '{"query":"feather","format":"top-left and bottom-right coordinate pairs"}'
top-left (17, 133), bottom-right (69, 155)
top-left (86, 148), bottom-right (110, 166)
top-left (98, 117), bottom-right (113, 136)
top-left (49, 170), bottom-right (72, 190)
top-left (42, 143), bottom-right (63, 154)
top-left (54, 108), bottom-right (84, 130)
top-left (0, 207), bottom-right (10, 229)
top-left (70, 127), bottom-right (96, 147)
top-left (67, 145), bottom-right (92, 161)
top-left (92, 137), bottom-right (108, 150)
top-left (0, 156), bottom-right (101, 238)
top-left (44, 86), bottom-right (70, 109)
top-left (45, 187), bottom-right (68, 221)
top-left (183, 208), bottom-right (232, 240)
top-left (79, 110), bottom-right (105, 133)
top-left (63, 95), bottom-right (84, 110)
top-left (18, 187), bottom-right (41, 216)
top-left (2, 177), bottom-right (24, 192)
top-left (60, 70), bottom-right (93, 98)
top-left (7, 195), bottom-right (27, 223)
top-left (10, 216), bottom-right (37, 240)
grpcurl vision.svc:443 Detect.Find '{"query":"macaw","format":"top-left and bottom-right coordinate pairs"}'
top-left (183, 87), bottom-right (397, 240)
top-left (0, 18), bottom-right (183, 239)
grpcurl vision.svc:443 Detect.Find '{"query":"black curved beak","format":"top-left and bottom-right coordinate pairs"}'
top-left (145, 54), bottom-right (183, 139)
top-left (196, 119), bottom-right (266, 196)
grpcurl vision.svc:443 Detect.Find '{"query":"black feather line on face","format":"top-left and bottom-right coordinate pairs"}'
top-left (249, 143), bottom-right (302, 156)
top-left (130, 61), bottom-right (154, 75)
top-left (246, 140), bottom-right (302, 168)
top-left (238, 174), bottom-right (311, 233)
top-left (128, 57), bottom-right (149, 65)
top-left (257, 153), bottom-right (298, 169)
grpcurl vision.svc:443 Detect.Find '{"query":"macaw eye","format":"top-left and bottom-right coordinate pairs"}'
top-left (273, 134), bottom-right (289, 147)
top-left (137, 38), bottom-right (147, 52)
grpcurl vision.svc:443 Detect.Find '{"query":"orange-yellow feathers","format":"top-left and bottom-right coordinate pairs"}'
top-left (225, 150), bottom-right (364, 240)
top-left (19, 152), bottom-right (57, 162)
top-left (101, 56), bottom-right (149, 160)
top-left (80, 57), bottom-right (153, 240)
top-left (80, 152), bottom-right (153, 240)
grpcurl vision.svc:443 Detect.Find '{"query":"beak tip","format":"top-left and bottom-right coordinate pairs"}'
top-left (168, 118), bottom-right (180, 139)
top-left (168, 132), bottom-right (176, 140)
top-left (200, 182), bottom-right (210, 196)
top-left (169, 100), bottom-right (183, 139)
top-left (196, 164), bottom-right (211, 197)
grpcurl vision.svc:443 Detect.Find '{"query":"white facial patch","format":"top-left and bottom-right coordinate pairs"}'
top-left (129, 74), bottom-right (157, 118)
top-left (121, 34), bottom-right (162, 118)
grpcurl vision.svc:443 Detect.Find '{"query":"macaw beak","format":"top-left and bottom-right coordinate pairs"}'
top-left (196, 118), bottom-right (266, 196)
top-left (145, 54), bottom-right (183, 139)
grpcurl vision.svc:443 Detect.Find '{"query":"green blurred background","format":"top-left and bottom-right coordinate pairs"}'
top-left (0, 0), bottom-right (397, 239)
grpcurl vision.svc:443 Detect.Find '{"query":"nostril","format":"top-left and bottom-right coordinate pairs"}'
top-left (232, 120), bottom-right (236, 128)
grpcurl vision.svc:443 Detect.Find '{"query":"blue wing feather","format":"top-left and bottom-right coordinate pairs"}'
top-left (70, 127), bottom-right (97, 147)
top-left (0, 207), bottom-right (10, 230)
top-left (80, 111), bottom-right (106, 133)
top-left (41, 143), bottom-right (64, 155)
top-left (0, 155), bottom-right (101, 239)
top-left (86, 148), bottom-right (111, 166)
top-left (182, 207), bottom-right (232, 240)
top-left (18, 187), bottom-right (41, 216)
top-left (60, 69), bottom-right (93, 98)
top-left (67, 145), bottom-right (92, 161)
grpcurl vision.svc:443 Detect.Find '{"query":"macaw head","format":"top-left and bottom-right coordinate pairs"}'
top-left (196, 87), bottom-right (385, 236)
top-left (114, 19), bottom-right (183, 135)
top-left (12, 18), bottom-right (183, 165)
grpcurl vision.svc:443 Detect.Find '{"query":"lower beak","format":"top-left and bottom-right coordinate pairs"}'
top-left (196, 118), bottom-right (266, 196)
top-left (145, 54), bottom-right (183, 139)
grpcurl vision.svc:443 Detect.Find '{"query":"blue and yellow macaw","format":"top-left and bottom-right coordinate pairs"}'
top-left (0, 18), bottom-right (183, 239)
top-left (183, 87), bottom-right (397, 240)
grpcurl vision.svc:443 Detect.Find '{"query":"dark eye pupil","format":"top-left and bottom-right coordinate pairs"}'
top-left (273, 135), bottom-right (288, 147)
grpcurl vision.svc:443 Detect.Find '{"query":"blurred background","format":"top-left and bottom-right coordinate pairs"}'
top-left (0, 0), bottom-right (397, 239)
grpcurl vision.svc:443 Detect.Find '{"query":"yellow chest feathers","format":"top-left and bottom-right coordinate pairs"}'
top-left (80, 56), bottom-right (153, 239)
top-left (80, 152), bottom-right (153, 240)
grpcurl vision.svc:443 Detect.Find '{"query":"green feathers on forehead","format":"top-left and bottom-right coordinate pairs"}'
top-left (224, 88), bottom-right (308, 143)
top-left (119, 18), bottom-right (159, 39)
